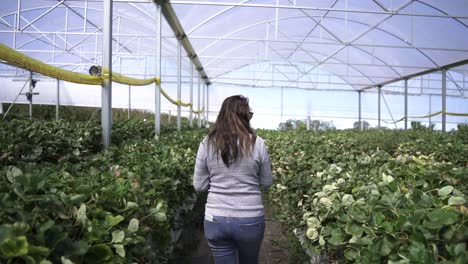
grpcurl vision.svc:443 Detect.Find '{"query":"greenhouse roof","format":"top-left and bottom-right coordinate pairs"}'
top-left (0, 0), bottom-right (467, 96)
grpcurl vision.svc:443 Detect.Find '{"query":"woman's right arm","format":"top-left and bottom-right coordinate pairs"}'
top-left (193, 140), bottom-right (210, 192)
top-left (258, 139), bottom-right (273, 189)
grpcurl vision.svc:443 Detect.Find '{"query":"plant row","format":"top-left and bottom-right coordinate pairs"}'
top-left (0, 119), bottom-right (206, 263)
top-left (260, 129), bottom-right (467, 264)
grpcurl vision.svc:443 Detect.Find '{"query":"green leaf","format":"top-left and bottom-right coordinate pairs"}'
top-left (328, 228), bottom-right (344, 246)
top-left (319, 197), bottom-right (333, 207)
top-left (306, 228), bottom-right (318, 240)
top-left (61, 256), bottom-right (75, 264)
top-left (378, 236), bottom-right (393, 256)
top-left (448, 196), bottom-right (466, 206)
top-left (408, 241), bottom-right (431, 262)
top-left (345, 223), bottom-right (364, 237)
top-left (306, 217), bottom-right (321, 229)
top-left (76, 204), bottom-right (88, 226)
top-left (344, 248), bottom-right (358, 261)
top-left (70, 194), bottom-right (87, 204)
top-left (72, 148), bottom-right (80, 156)
top-left (453, 243), bottom-right (466, 256)
top-left (342, 194), bottom-right (355, 206)
top-left (105, 215), bottom-right (124, 228)
top-left (438, 186), bottom-right (454, 197)
top-left (0, 235), bottom-right (29, 257)
top-left (153, 212), bottom-right (167, 222)
top-left (127, 218), bottom-right (139, 233)
top-left (113, 244), bottom-right (125, 258)
top-left (111, 230), bottom-right (125, 243)
top-left (125, 201), bottom-right (138, 209)
top-left (428, 209), bottom-right (459, 225)
top-left (7, 166), bottom-right (23, 183)
top-left (319, 236), bottom-right (325, 246)
top-left (28, 245), bottom-right (50, 256)
top-left (349, 205), bottom-right (368, 223)
top-left (84, 244), bottom-right (113, 264)
top-left (0, 225), bottom-right (13, 244)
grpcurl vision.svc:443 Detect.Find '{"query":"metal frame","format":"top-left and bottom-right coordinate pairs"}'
top-left (101, 0), bottom-right (112, 148)
top-left (1, 0), bottom-right (467, 130)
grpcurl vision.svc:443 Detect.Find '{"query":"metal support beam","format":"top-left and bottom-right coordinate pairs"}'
top-left (202, 83), bottom-right (206, 126)
top-left (177, 38), bottom-right (182, 132)
top-left (56, 79), bottom-right (60, 120)
top-left (157, 1), bottom-right (211, 85)
top-left (280, 87), bottom-right (284, 124)
top-left (207, 84), bottom-right (210, 126)
top-left (428, 95), bottom-right (432, 127)
top-left (28, 71), bottom-right (32, 119)
top-left (189, 62), bottom-right (193, 127)
top-left (197, 75), bottom-right (201, 128)
top-left (362, 59), bottom-right (468, 90)
top-left (377, 85), bottom-right (381, 129)
top-left (128, 85), bottom-right (131, 120)
top-left (442, 70), bottom-right (447, 132)
top-left (404, 79), bottom-right (408, 130)
top-left (101, 0), bottom-right (113, 149)
top-left (154, 4), bottom-right (162, 135)
top-left (306, 116), bottom-right (310, 131)
top-left (0, 102), bottom-right (3, 115)
top-left (358, 90), bottom-right (362, 131)
top-left (169, 1), bottom-right (468, 19)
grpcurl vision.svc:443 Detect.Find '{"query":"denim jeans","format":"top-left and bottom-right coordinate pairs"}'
top-left (204, 214), bottom-right (265, 264)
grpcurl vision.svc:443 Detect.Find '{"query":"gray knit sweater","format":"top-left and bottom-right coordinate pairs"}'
top-left (193, 136), bottom-right (273, 217)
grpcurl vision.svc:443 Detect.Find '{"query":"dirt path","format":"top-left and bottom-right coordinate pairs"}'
top-left (170, 197), bottom-right (308, 264)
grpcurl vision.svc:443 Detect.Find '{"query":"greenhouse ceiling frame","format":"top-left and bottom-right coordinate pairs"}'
top-left (0, 0), bottom-right (467, 134)
top-left (1, 0), bottom-right (467, 96)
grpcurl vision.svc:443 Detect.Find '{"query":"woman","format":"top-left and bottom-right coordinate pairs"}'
top-left (193, 95), bottom-right (273, 264)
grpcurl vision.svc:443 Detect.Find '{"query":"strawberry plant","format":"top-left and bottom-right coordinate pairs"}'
top-left (260, 129), bottom-right (467, 264)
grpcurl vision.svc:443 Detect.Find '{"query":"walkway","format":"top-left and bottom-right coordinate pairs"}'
top-left (170, 199), bottom-right (307, 264)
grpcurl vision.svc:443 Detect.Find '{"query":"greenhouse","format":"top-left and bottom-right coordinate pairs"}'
top-left (0, 0), bottom-right (467, 263)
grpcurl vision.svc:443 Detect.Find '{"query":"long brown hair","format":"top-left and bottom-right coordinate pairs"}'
top-left (208, 95), bottom-right (256, 167)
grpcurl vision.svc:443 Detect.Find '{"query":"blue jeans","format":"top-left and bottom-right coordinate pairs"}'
top-left (204, 214), bottom-right (265, 264)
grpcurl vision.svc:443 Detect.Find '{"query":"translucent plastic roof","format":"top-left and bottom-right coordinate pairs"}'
top-left (0, 0), bottom-right (467, 94)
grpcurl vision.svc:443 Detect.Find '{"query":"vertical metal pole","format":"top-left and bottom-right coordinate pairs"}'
top-left (197, 75), bottom-right (201, 128)
top-left (56, 79), bottom-right (60, 120)
top-left (306, 116), bottom-right (310, 130)
top-left (101, 0), bottom-right (113, 149)
top-left (168, 110), bottom-right (171, 123)
top-left (177, 39), bottom-right (182, 132)
top-left (0, 102), bottom-right (3, 115)
top-left (280, 87), bottom-right (283, 123)
top-left (28, 71), bottom-right (32, 119)
top-left (377, 85), bottom-right (381, 129)
top-left (189, 62), bottom-right (194, 128)
top-left (202, 82), bottom-right (206, 127)
top-left (404, 79), bottom-right (408, 130)
top-left (154, 4), bottom-right (162, 135)
top-left (442, 69), bottom-right (447, 132)
top-left (358, 90), bottom-right (362, 130)
top-left (128, 85), bottom-right (131, 120)
top-left (207, 84), bottom-right (210, 125)
top-left (428, 94), bottom-right (431, 127)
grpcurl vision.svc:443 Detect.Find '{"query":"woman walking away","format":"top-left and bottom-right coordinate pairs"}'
top-left (193, 95), bottom-right (273, 264)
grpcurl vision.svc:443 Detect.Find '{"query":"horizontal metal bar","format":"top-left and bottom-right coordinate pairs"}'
top-left (187, 36), bottom-right (468, 53)
top-left (361, 59), bottom-right (468, 90)
top-left (49, 0), bottom-right (468, 20)
top-left (216, 81), bottom-right (468, 98)
top-left (169, 1), bottom-right (468, 19)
